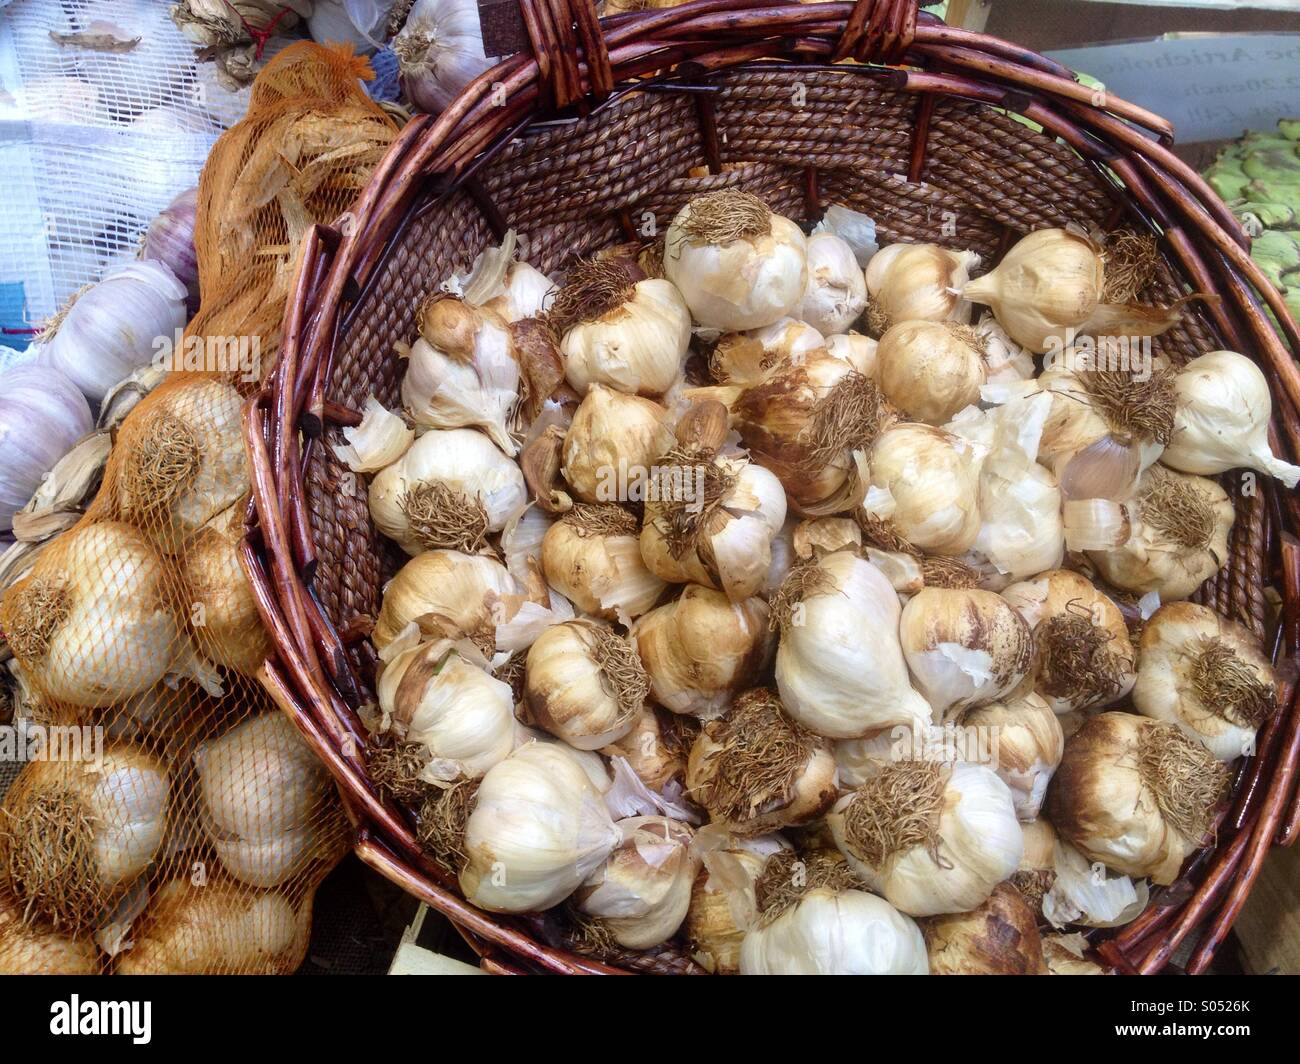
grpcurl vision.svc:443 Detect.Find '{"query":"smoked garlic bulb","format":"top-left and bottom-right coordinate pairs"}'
top-left (562, 383), bottom-right (673, 503)
top-left (686, 833), bottom-right (787, 973)
top-left (1134, 602), bottom-right (1275, 761)
top-left (877, 320), bottom-right (986, 425)
top-left (919, 882), bottom-right (1047, 975)
top-left (960, 692), bottom-right (1064, 821)
top-left (541, 504), bottom-right (667, 622)
top-left (600, 706), bottom-right (694, 792)
top-left (797, 232), bottom-right (867, 334)
top-left (372, 549), bottom-right (520, 651)
top-left (865, 424), bottom-right (981, 555)
top-left (865, 242), bottom-right (979, 332)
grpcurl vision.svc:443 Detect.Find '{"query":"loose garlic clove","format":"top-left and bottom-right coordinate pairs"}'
top-left (1086, 465), bottom-right (1233, 601)
top-left (368, 427), bottom-right (526, 555)
top-left (524, 620), bottom-right (647, 750)
top-left (828, 761), bottom-right (1023, 916)
top-left (574, 815), bottom-right (698, 949)
top-left (877, 320), bottom-right (987, 425)
top-left (541, 504), bottom-right (667, 622)
top-left (865, 242), bottom-right (980, 332)
top-left (633, 585), bottom-right (772, 719)
top-left (773, 550), bottom-right (932, 738)
top-left (1002, 568), bottom-right (1137, 714)
top-left (1046, 711), bottom-right (1229, 884)
top-left (797, 232), bottom-right (867, 334)
top-left (865, 424), bottom-right (981, 555)
top-left (960, 691), bottom-right (1064, 820)
top-left (1162, 349), bottom-right (1300, 487)
top-left (1134, 601), bottom-right (1275, 761)
top-left (372, 549), bottom-right (519, 651)
top-left (664, 190), bottom-right (807, 330)
top-left (330, 395), bottom-right (414, 473)
top-left (460, 740), bottom-right (623, 913)
top-left (919, 882), bottom-right (1048, 975)
top-left (686, 688), bottom-right (837, 834)
top-left (899, 588), bottom-right (1033, 720)
top-left (561, 383), bottom-right (674, 503)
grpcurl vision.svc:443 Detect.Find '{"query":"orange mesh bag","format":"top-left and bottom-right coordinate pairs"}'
top-left (0, 44), bottom-right (398, 975)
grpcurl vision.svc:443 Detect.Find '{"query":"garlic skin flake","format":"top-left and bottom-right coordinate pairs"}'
top-left (1042, 838), bottom-right (1150, 930)
top-left (331, 396), bottom-right (414, 473)
top-left (1162, 349), bottom-right (1300, 487)
top-left (775, 550), bottom-right (933, 738)
top-left (1134, 602), bottom-right (1275, 761)
top-left (460, 741), bottom-right (623, 913)
top-left (865, 242), bottom-right (979, 330)
top-left (797, 232), bottom-right (867, 334)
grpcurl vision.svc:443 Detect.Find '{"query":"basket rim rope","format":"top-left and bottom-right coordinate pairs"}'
top-left (241, 0), bottom-right (1300, 974)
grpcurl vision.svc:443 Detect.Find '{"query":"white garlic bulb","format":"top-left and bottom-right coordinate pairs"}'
top-left (368, 427), bottom-right (526, 555)
top-left (664, 190), bottom-right (808, 330)
top-left (562, 383), bottom-right (673, 503)
top-left (865, 242), bottom-right (979, 331)
top-left (773, 550), bottom-right (932, 738)
top-left (865, 424), bottom-right (981, 555)
top-left (1162, 349), bottom-right (1300, 487)
top-left (797, 232), bottom-right (867, 334)
top-left (372, 549), bottom-right (519, 651)
top-left (1134, 602), bottom-right (1275, 761)
top-left (394, 0), bottom-right (494, 114)
top-left (524, 620), bottom-right (647, 750)
top-left (541, 505), bottom-right (667, 622)
top-left (1046, 711), bottom-right (1229, 884)
top-left (460, 741), bottom-right (623, 913)
top-left (195, 713), bottom-right (340, 888)
top-left (574, 816), bottom-right (698, 949)
top-left (633, 585), bottom-right (772, 719)
top-left (828, 761), bottom-right (1023, 916)
top-left (877, 320), bottom-right (986, 424)
top-left (686, 833), bottom-right (786, 974)
top-left (960, 692), bottom-right (1064, 821)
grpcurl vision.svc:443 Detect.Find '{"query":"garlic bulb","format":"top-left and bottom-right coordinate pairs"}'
top-left (1042, 836), bottom-right (1150, 929)
top-left (0, 521), bottom-right (216, 707)
top-left (601, 706), bottom-right (694, 793)
top-left (865, 242), bottom-right (979, 332)
top-left (824, 331), bottom-right (879, 378)
top-left (376, 637), bottom-right (517, 782)
top-left (116, 877), bottom-right (312, 975)
top-left (1002, 568), bottom-right (1137, 714)
top-left (460, 741), bottom-right (622, 913)
top-left (833, 725), bottom-right (932, 790)
top-left (555, 264), bottom-right (691, 397)
top-left (181, 503), bottom-right (274, 676)
top-left (394, 0), bottom-right (494, 113)
top-left (664, 191), bottom-right (808, 330)
top-left (686, 833), bottom-right (786, 974)
top-left (36, 261), bottom-right (188, 404)
top-left (574, 816), bottom-right (698, 949)
top-left (877, 320), bottom-right (986, 424)
top-left (1012, 816), bottom-right (1058, 912)
top-left (828, 761), bottom-right (1023, 916)
top-left (899, 588), bottom-right (1033, 719)
top-left (865, 424), bottom-right (981, 555)
top-left (797, 232), bottom-right (867, 334)
top-left (1134, 602), bottom-right (1275, 761)
top-left (403, 296), bottom-right (519, 454)
top-left (686, 689), bottom-right (837, 835)
top-left (1046, 711), bottom-right (1229, 884)
top-left (919, 882), bottom-right (1048, 975)
top-left (141, 187), bottom-right (200, 313)
top-left (330, 396), bottom-right (413, 474)
top-left (195, 713), bottom-right (340, 888)
top-left (372, 549), bottom-right (518, 651)
top-left (562, 383), bottom-right (673, 503)
top-left (0, 363), bottom-right (94, 531)
top-left (1162, 350), bottom-right (1300, 487)
top-left (974, 313), bottom-right (1035, 385)
top-left (960, 692), bottom-right (1064, 820)
top-left (773, 550), bottom-right (932, 738)
top-left (368, 427), bottom-right (526, 555)
top-left (524, 620), bottom-right (647, 749)
top-left (113, 377), bottom-right (250, 551)
top-left (541, 505), bottom-right (667, 622)
top-left (0, 895), bottom-right (99, 974)
top-left (1086, 466), bottom-right (1234, 600)
top-left (708, 319), bottom-right (825, 385)
top-left (0, 745), bottom-right (169, 929)
top-left (633, 585), bottom-right (772, 719)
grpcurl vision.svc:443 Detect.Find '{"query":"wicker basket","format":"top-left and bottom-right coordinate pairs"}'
top-left (243, 0), bottom-right (1300, 975)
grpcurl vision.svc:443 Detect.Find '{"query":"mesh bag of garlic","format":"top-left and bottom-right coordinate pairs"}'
top-left (0, 43), bottom-right (398, 975)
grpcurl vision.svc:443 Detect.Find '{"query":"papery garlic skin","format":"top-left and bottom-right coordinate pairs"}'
top-left (633, 586), bottom-right (772, 719)
top-left (373, 549), bottom-right (519, 651)
top-left (866, 425), bottom-right (981, 555)
top-left (368, 427), bottom-right (526, 555)
top-left (974, 314), bottom-right (1035, 386)
top-left (878, 320), bottom-right (986, 425)
top-left (1046, 711), bottom-right (1228, 884)
top-left (899, 588), bottom-right (1033, 720)
top-left (575, 816), bottom-right (698, 949)
top-left (563, 279), bottom-right (691, 397)
top-left (330, 396), bottom-right (414, 473)
top-left (865, 242), bottom-right (979, 329)
top-left (739, 888), bottom-right (928, 975)
top-left (541, 507), bottom-right (667, 622)
top-left (1043, 933), bottom-right (1109, 975)
top-left (775, 551), bottom-right (933, 738)
top-left (1134, 602), bottom-right (1274, 761)
top-left (960, 692), bottom-right (1064, 820)
top-left (1163, 350), bottom-right (1300, 487)
top-left (798, 232), bottom-right (868, 334)
top-left (1042, 837), bottom-right (1150, 930)
top-left (460, 741), bottom-right (623, 913)
top-left (828, 762), bottom-right (1023, 917)
top-left (378, 639), bottom-right (517, 782)
top-left (562, 384), bottom-right (673, 503)
top-left (664, 194), bottom-right (808, 330)
top-left (919, 882), bottom-right (1048, 975)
